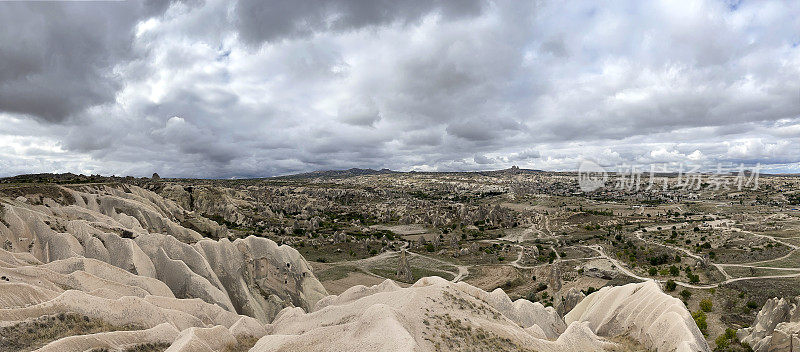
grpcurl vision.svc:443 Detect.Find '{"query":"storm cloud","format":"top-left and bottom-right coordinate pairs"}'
top-left (0, 0), bottom-right (799, 178)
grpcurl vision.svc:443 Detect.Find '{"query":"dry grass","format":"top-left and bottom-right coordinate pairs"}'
top-left (89, 342), bottom-right (172, 352)
top-left (222, 336), bottom-right (261, 352)
top-left (0, 312), bottom-right (143, 352)
top-left (423, 312), bottom-right (538, 352)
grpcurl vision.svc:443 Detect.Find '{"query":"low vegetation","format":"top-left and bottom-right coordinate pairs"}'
top-left (0, 312), bottom-right (143, 351)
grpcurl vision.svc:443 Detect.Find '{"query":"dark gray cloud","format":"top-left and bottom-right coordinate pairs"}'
top-left (0, 1), bottom-right (187, 122)
top-left (235, 0), bottom-right (483, 45)
top-left (0, 0), bottom-right (799, 178)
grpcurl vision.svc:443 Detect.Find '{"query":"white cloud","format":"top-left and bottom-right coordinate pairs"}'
top-left (0, 0), bottom-right (799, 177)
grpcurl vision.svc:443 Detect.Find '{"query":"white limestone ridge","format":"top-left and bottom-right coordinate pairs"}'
top-left (565, 280), bottom-right (710, 352)
top-left (256, 278), bottom-right (709, 352)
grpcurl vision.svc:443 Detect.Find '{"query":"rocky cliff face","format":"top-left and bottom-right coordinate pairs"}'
top-left (738, 296), bottom-right (800, 352)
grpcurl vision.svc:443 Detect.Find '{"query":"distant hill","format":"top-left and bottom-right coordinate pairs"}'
top-left (273, 168), bottom-right (398, 179)
top-left (274, 166), bottom-right (545, 179)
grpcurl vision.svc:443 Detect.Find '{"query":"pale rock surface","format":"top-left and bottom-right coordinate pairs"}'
top-left (452, 280), bottom-right (566, 338)
top-left (565, 280), bottom-right (710, 352)
top-left (34, 323), bottom-right (180, 352)
top-left (0, 282), bottom-right (59, 309)
top-left (255, 276), bottom-right (600, 352)
top-left (737, 296), bottom-right (800, 352)
top-left (0, 246), bottom-right (267, 350)
top-left (556, 287), bottom-right (586, 317)
top-left (0, 184), bottom-right (327, 323)
top-left (166, 325), bottom-right (238, 352)
top-left (253, 277), bottom-right (707, 352)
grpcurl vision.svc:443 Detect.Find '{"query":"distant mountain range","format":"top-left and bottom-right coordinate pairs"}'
top-left (273, 166), bottom-right (546, 179)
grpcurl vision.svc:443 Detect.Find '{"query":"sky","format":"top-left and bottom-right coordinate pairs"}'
top-left (0, 0), bottom-right (799, 178)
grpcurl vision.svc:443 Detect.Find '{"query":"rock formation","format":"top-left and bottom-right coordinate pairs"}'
top-left (253, 278), bottom-right (709, 352)
top-left (0, 246), bottom-right (267, 351)
top-left (565, 280), bottom-right (710, 352)
top-left (549, 261), bottom-right (562, 292)
top-left (396, 249), bottom-right (413, 282)
top-left (0, 184), bottom-right (327, 324)
top-left (556, 288), bottom-right (586, 317)
top-left (738, 296), bottom-right (800, 352)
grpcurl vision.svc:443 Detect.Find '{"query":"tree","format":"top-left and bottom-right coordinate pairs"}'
top-left (669, 265), bottom-right (680, 276)
top-left (714, 334), bottom-right (729, 350)
top-left (692, 310), bottom-right (708, 336)
top-left (665, 280), bottom-right (677, 292)
top-left (649, 267), bottom-right (658, 276)
top-left (699, 299), bottom-right (713, 312)
top-left (680, 289), bottom-right (692, 301)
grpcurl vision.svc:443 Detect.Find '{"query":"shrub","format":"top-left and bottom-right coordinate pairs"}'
top-left (649, 267), bottom-right (658, 276)
top-left (724, 328), bottom-right (736, 340)
top-left (680, 289), bottom-right (692, 301)
top-left (665, 280), bottom-right (677, 292)
top-left (669, 265), bottom-right (680, 276)
top-left (692, 310), bottom-right (708, 335)
top-left (714, 328), bottom-right (738, 351)
top-left (746, 301), bottom-right (759, 309)
top-left (699, 299), bottom-right (713, 312)
top-left (535, 283), bottom-right (548, 292)
top-left (714, 334), bottom-right (729, 350)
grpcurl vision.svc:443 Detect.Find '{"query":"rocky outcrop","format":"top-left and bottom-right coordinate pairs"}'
top-left (581, 259), bottom-right (619, 280)
top-left (550, 261), bottom-right (562, 292)
top-left (159, 184), bottom-right (253, 227)
top-left (396, 249), bottom-right (412, 282)
top-left (256, 278), bottom-right (707, 352)
top-left (737, 296), bottom-right (800, 352)
top-left (565, 280), bottom-right (710, 352)
top-left (557, 288), bottom-right (586, 317)
top-left (257, 277), bottom-right (603, 352)
top-left (0, 184), bottom-right (327, 324)
top-left (0, 246), bottom-right (267, 351)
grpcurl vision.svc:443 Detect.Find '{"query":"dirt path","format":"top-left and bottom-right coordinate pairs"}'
top-left (580, 244), bottom-right (800, 289)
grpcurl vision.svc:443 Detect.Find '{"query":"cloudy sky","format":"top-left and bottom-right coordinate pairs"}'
top-left (1, 0), bottom-right (799, 178)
